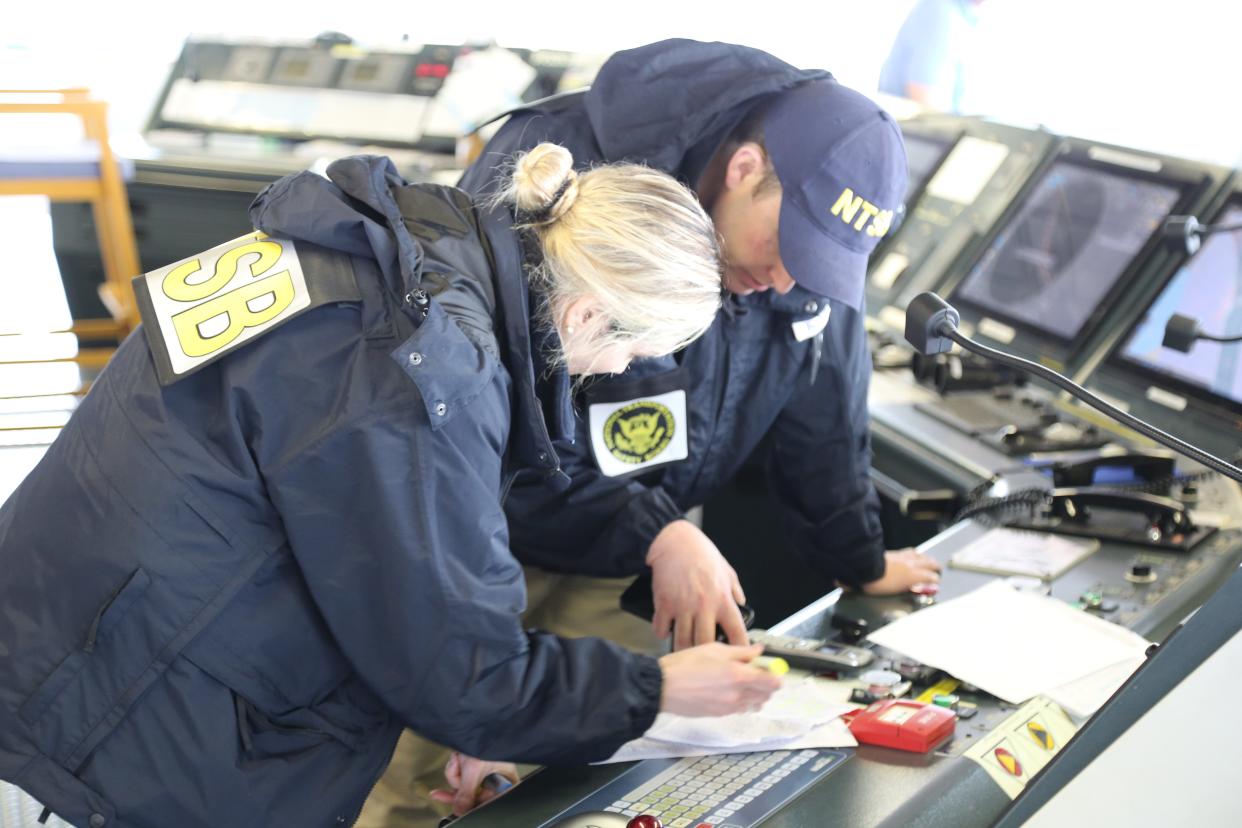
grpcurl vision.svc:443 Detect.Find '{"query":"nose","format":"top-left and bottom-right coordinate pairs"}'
top-left (769, 263), bottom-right (796, 295)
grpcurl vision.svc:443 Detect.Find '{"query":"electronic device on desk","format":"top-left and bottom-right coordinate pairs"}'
top-left (747, 629), bottom-right (875, 672)
top-left (870, 328), bottom-right (916, 371)
top-left (951, 450), bottom-right (1217, 552)
top-left (903, 282), bottom-right (1242, 552)
top-left (903, 128), bottom-right (961, 215)
top-left (544, 813), bottom-right (649, 828)
top-left (868, 117), bottom-right (1058, 332)
top-left (871, 122), bottom-right (961, 263)
top-left (57, 35), bottom-right (595, 323)
top-left (541, 749), bottom-right (849, 828)
top-left (1083, 183), bottom-right (1242, 461)
top-left (147, 37), bottom-right (583, 153)
top-left (994, 563), bottom-right (1242, 827)
top-left (897, 140), bottom-right (1227, 465)
top-left (1040, 447), bottom-right (1177, 488)
top-left (911, 350), bottom-right (1026, 394)
top-left (1007, 486), bottom-right (1217, 551)
top-left (910, 353), bottom-right (1112, 455)
top-left (944, 139), bottom-right (1223, 376)
top-left (1022, 446), bottom-right (1227, 523)
top-left (845, 699), bottom-right (957, 753)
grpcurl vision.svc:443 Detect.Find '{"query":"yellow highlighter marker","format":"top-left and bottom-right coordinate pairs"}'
top-left (752, 656), bottom-right (790, 676)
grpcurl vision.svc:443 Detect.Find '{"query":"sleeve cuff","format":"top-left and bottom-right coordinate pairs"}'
top-left (626, 655), bottom-right (664, 737)
top-left (783, 498), bottom-right (887, 589)
top-left (599, 486), bottom-right (685, 573)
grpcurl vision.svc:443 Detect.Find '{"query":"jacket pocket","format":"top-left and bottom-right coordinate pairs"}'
top-left (18, 567), bottom-right (151, 725)
top-left (391, 298), bottom-right (500, 432)
top-left (232, 691), bottom-right (368, 761)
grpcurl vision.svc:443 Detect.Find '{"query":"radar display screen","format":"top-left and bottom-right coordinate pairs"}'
top-left (1117, 203), bottom-right (1242, 409)
top-left (954, 159), bottom-right (1184, 341)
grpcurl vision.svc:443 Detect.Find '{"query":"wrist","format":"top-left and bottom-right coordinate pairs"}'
top-left (656, 653), bottom-right (673, 712)
top-left (645, 518), bottom-right (695, 566)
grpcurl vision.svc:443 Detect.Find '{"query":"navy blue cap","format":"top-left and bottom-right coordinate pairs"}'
top-left (764, 81), bottom-right (907, 310)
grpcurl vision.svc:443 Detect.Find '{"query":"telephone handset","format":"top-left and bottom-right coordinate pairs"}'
top-left (988, 482), bottom-right (1215, 550)
top-left (1047, 448), bottom-right (1177, 488)
top-left (1042, 486), bottom-right (1194, 542)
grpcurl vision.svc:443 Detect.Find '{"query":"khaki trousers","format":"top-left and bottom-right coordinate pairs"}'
top-left (354, 566), bottom-right (666, 827)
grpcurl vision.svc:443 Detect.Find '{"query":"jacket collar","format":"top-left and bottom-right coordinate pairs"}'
top-left (250, 156), bottom-right (423, 303)
top-left (476, 203), bottom-right (574, 483)
top-left (252, 156), bottom-right (572, 483)
top-left (736, 284), bottom-right (834, 319)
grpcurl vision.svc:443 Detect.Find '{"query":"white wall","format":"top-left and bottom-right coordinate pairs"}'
top-left (967, 0), bottom-right (1241, 167)
top-left (2, 0), bottom-right (1239, 165)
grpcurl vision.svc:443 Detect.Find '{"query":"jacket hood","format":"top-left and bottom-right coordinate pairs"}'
top-left (249, 156), bottom-right (424, 300)
top-left (585, 39), bottom-right (832, 180)
top-left (249, 156), bottom-right (572, 480)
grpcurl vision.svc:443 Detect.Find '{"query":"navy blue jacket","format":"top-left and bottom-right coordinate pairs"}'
top-left (460, 40), bottom-right (886, 587)
top-left (0, 157), bottom-right (660, 828)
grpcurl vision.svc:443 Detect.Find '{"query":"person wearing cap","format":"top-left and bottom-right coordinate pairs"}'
top-left (360, 39), bottom-right (942, 827)
top-left (0, 144), bottom-right (785, 828)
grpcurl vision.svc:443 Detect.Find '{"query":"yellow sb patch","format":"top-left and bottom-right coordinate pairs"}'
top-left (134, 232), bottom-right (315, 384)
top-left (588, 390), bottom-right (689, 477)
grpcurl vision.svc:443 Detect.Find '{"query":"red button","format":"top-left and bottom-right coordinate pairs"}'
top-left (626, 816), bottom-right (662, 828)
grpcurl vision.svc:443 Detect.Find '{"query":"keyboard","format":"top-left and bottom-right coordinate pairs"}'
top-left (541, 748), bottom-right (848, 828)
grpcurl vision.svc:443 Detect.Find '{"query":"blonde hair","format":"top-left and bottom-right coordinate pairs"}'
top-left (496, 143), bottom-right (723, 370)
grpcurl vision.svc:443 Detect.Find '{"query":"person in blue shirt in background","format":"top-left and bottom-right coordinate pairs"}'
top-left (879, 0), bottom-right (987, 113)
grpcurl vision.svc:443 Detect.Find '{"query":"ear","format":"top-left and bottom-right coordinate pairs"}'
top-left (558, 295), bottom-right (606, 338)
top-left (723, 142), bottom-right (769, 192)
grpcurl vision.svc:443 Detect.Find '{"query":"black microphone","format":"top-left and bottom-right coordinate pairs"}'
top-left (904, 291), bottom-right (959, 355)
top-left (1162, 312), bottom-right (1242, 353)
top-left (904, 292), bottom-right (1242, 483)
top-left (1164, 214), bottom-right (1242, 256)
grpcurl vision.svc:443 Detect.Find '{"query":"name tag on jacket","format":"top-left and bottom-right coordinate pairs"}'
top-left (791, 304), bottom-right (832, 342)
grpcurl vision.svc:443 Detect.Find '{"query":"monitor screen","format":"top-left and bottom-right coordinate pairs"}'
top-left (338, 54), bottom-right (411, 93)
top-left (902, 133), bottom-right (952, 203)
top-left (222, 46), bottom-right (276, 83)
top-left (953, 159), bottom-right (1184, 341)
top-left (271, 49), bottom-right (338, 86)
top-left (1117, 203), bottom-right (1242, 409)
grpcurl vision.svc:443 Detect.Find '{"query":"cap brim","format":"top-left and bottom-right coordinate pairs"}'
top-left (779, 201), bottom-right (868, 311)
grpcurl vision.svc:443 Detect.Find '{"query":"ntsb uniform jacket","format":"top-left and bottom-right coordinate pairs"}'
top-left (0, 156), bottom-right (660, 828)
top-left (459, 39), bottom-right (887, 586)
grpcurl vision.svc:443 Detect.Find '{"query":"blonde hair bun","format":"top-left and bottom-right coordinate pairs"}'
top-left (511, 143), bottom-right (580, 225)
top-left (494, 142), bottom-right (723, 371)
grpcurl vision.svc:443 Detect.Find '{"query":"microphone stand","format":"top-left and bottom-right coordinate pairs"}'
top-left (905, 292), bottom-right (1242, 484)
